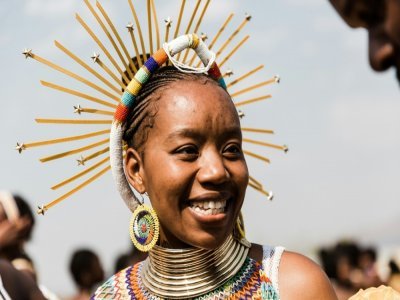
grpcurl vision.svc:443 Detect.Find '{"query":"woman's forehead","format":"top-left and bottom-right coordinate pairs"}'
top-left (159, 80), bottom-right (234, 114)
top-left (153, 81), bottom-right (239, 132)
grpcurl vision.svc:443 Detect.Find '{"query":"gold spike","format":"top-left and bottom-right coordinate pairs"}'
top-left (230, 78), bottom-right (276, 98)
top-left (243, 138), bottom-right (288, 152)
top-left (164, 18), bottom-right (172, 44)
top-left (30, 51), bottom-right (120, 102)
top-left (209, 13), bottom-right (235, 50)
top-left (199, 15), bottom-right (250, 68)
top-left (193, 0), bottom-right (211, 33)
top-left (150, 0), bottom-right (161, 50)
top-left (80, 146), bottom-right (109, 164)
top-left (22, 129), bottom-right (110, 149)
top-left (127, 23), bottom-right (143, 68)
top-left (196, 14), bottom-right (249, 68)
top-left (127, 0), bottom-right (147, 62)
top-left (249, 176), bottom-right (263, 188)
top-left (248, 181), bottom-right (273, 199)
top-left (177, 0), bottom-right (201, 62)
top-left (76, 107), bottom-right (114, 116)
top-left (174, 0), bottom-right (187, 39)
top-left (40, 164), bottom-right (111, 213)
top-left (243, 150), bottom-right (271, 164)
top-left (35, 118), bottom-right (112, 125)
top-left (75, 13), bottom-right (130, 84)
top-left (189, 13), bottom-right (234, 65)
top-left (52, 156), bottom-right (109, 190)
top-left (147, 0), bottom-right (154, 55)
top-left (227, 65), bottom-right (264, 88)
top-left (241, 127), bottom-right (274, 134)
top-left (96, 1), bottom-right (137, 73)
top-left (40, 81), bottom-right (117, 109)
top-left (91, 53), bottom-right (126, 90)
top-left (83, 0), bottom-right (134, 80)
top-left (40, 138), bottom-right (109, 163)
top-left (234, 95), bottom-right (272, 107)
top-left (218, 35), bottom-right (249, 68)
top-left (54, 41), bottom-right (122, 95)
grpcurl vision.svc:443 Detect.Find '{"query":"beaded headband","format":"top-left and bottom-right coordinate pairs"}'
top-left (17, 0), bottom-right (287, 215)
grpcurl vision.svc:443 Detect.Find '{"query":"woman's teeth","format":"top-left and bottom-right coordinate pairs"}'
top-left (189, 200), bottom-right (227, 216)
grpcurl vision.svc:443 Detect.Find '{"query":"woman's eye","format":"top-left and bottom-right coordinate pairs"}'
top-left (175, 146), bottom-right (199, 160)
top-left (223, 144), bottom-right (242, 157)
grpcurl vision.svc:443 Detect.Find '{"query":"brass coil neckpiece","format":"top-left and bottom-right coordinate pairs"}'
top-left (141, 235), bottom-right (251, 298)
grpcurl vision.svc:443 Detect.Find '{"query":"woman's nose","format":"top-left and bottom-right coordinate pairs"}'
top-left (197, 152), bottom-right (229, 186)
top-left (369, 28), bottom-right (395, 71)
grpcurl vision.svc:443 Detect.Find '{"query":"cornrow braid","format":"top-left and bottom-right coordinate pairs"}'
top-left (123, 66), bottom-right (221, 153)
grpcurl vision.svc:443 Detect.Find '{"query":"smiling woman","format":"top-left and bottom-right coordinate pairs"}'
top-left (92, 35), bottom-right (337, 298)
top-left (18, 0), bottom-right (339, 299)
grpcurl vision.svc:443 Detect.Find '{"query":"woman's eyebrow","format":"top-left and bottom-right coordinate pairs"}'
top-left (165, 129), bottom-right (204, 142)
top-left (165, 127), bottom-right (241, 142)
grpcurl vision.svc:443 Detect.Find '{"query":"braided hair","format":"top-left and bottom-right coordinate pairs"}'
top-left (123, 66), bottom-right (222, 153)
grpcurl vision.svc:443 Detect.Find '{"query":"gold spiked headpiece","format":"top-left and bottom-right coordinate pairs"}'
top-left (18, 0), bottom-right (287, 215)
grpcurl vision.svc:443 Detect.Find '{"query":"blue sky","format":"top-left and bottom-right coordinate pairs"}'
top-left (1, 0), bottom-right (399, 296)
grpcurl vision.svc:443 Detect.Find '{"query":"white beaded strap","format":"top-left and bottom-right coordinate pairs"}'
top-left (163, 35), bottom-right (215, 73)
top-left (110, 123), bottom-right (139, 212)
top-left (262, 245), bottom-right (285, 296)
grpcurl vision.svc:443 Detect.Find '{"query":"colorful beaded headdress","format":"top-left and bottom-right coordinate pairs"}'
top-left (17, 0), bottom-right (287, 215)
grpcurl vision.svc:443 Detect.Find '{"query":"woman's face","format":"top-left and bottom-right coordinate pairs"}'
top-left (126, 79), bottom-right (249, 249)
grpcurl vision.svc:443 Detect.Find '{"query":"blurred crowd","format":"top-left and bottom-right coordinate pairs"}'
top-left (0, 191), bottom-right (149, 299)
top-left (319, 241), bottom-right (400, 300)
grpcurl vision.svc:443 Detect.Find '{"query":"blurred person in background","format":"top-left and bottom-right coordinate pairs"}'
top-left (328, 0), bottom-right (400, 84)
top-left (388, 259), bottom-right (400, 292)
top-left (319, 241), bottom-right (383, 300)
top-left (0, 190), bottom-right (35, 275)
top-left (69, 249), bottom-right (104, 300)
top-left (0, 259), bottom-right (46, 300)
top-left (0, 191), bottom-right (60, 300)
top-left (114, 243), bottom-right (147, 273)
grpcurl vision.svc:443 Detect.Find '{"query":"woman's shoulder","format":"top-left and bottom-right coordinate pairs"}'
top-left (278, 250), bottom-right (338, 300)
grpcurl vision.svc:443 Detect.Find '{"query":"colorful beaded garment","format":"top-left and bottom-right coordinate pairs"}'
top-left (92, 257), bottom-right (279, 300)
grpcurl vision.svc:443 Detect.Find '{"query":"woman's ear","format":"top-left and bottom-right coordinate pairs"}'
top-left (125, 148), bottom-right (146, 194)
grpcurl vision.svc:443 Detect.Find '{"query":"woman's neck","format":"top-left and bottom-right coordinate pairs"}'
top-left (140, 234), bottom-right (251, 298)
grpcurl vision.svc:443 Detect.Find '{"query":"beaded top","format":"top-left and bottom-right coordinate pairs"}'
top-left (92, 256), bottom-right (279, 300)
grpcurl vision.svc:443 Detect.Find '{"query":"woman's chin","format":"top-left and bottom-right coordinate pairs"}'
top-left (179, 226), bottom-right (232, 250)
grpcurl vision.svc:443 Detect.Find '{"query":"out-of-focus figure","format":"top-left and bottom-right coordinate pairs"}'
top-left (319, 241), bottom-right (383, 300)
top-left (0, 191), bottom-right (35, 276)
top-left (0, 259), bottom-right (46, 300)
top-left (114, 243), bottom-right (147, 273)
top-left (69, 249), bottom-right (104, 300)
top-left (0, 191), bottom-right (60, 300)
top-left (388, 259), bottom-right (400, 292)
top-left (328, 0), bottom-right (400, 84)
